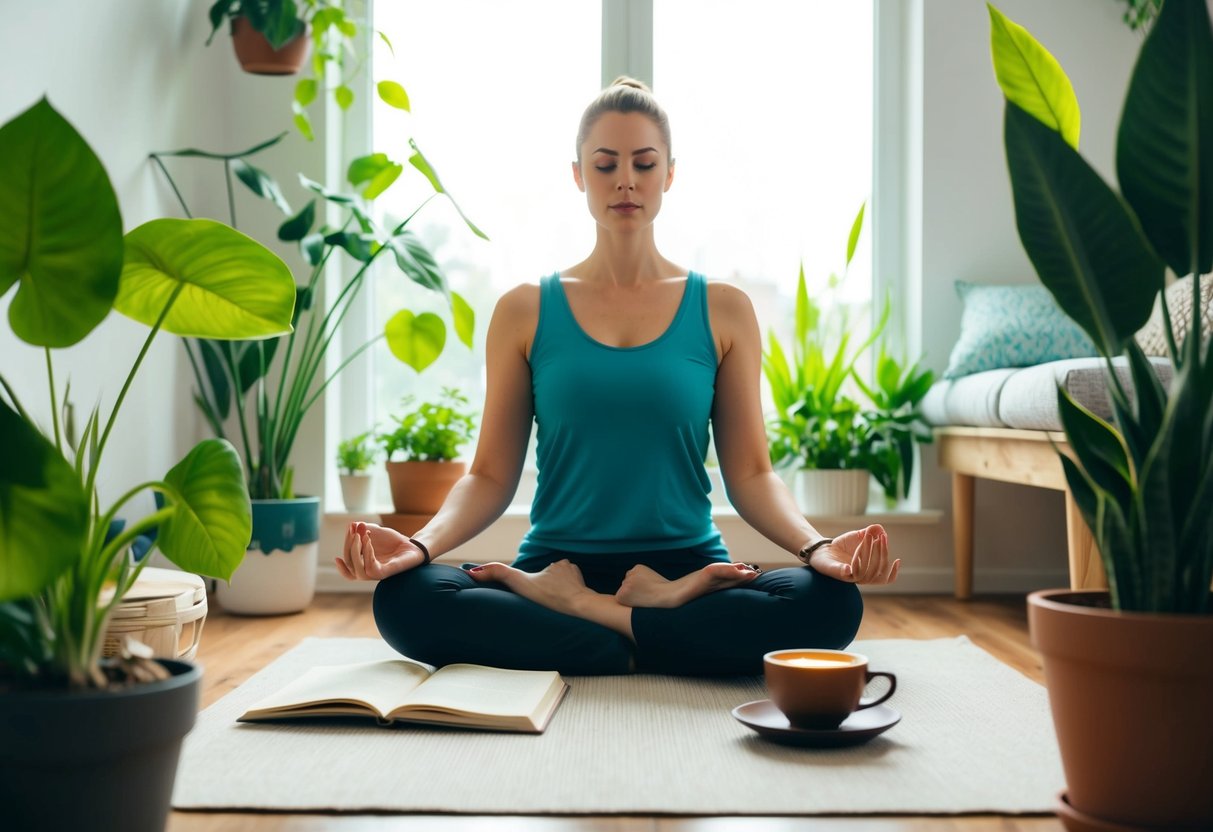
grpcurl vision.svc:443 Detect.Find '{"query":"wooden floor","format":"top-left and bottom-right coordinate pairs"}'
top-left (169, 594), bottom-right (1063, 832)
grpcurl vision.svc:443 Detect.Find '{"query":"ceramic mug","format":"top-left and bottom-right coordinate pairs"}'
top-left (763, 648), bottom-right (897, 729)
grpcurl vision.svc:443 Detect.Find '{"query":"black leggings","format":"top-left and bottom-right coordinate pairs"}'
top-left (372, 546), bottom-right (863, 676)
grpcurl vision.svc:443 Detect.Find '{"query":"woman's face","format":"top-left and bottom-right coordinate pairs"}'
top-left (573, 111), bottom-right (674, 232)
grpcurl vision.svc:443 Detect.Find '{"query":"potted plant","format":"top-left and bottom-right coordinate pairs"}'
top-left (206, 0), bottom-right (407, 143)
top-left (0, 99), bottom-right (295, 831)
top-left (379, 387), bottom-right (476, 517)
top-left (336, 430), bottom-right (377, 512)
top-left (207, 0), bottom-right (314, 75)
top-left (988, 2), bottom-right (1213, 829)
top-left (150, 111), bottom-right (483, 616)
top-left (763, 204), bottom-right (934, 515)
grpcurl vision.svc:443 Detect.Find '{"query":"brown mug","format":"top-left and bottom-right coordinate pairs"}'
top-left (763, 648), bottom-right (897, 729)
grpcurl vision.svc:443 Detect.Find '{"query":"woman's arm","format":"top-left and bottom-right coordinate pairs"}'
top-left (707, 282), bottom-right (899, 584)
top-left (409, 284), bottom-right (539, 559)
top-left (708, 283), bottom-right (825, 554)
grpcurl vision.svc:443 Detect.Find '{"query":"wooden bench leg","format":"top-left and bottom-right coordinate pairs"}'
top-left (1064, 490), bottom-right (1107, 590)
top-left (952, 472), bottom-right (975, 600)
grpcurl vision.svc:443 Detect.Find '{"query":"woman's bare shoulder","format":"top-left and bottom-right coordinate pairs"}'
top-left (490, 282), bottom-right (542, 354)
top-left (705, 279), bottom-right (756, 320)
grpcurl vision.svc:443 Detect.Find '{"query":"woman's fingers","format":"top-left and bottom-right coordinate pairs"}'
top-left (334, 557), bottom-right (353, 580)
top-left (862, 529), bottom-right (887, 583)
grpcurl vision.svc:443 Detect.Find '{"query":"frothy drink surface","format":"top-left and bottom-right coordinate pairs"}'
top-left (778, 656), bottom-right (855, 668)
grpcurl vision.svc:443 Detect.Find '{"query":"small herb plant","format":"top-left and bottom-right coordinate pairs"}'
top-left (336, 431), bottom-right (378, 474)
top-left (380, 388), bottom-right (476, 462)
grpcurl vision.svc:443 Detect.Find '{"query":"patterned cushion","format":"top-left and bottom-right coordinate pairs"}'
top-left (1135, 275), bottom-right (1213, 357)
top-left (943, 282), bottom-right (1099, 379)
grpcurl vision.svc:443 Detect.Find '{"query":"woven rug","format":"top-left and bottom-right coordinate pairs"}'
top-left (173, 636), bottom-right (1062, 815)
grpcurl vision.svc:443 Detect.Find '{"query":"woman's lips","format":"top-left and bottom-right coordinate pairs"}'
top-left (610, 203), bottom-right (639, 213)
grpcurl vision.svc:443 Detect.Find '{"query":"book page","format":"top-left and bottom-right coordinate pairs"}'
top-left (395, 664), bottom-right (561, 718)
top-left (241, 659), bottom-right (434, 720)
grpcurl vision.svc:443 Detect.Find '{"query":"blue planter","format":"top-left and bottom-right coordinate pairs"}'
top-left (216, 497), bottom-right (321, 615)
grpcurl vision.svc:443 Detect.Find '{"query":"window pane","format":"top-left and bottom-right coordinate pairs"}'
top-left (370, 1), bottom-right (600, 435)
top-left (653, 0), bottom-right (874, 368)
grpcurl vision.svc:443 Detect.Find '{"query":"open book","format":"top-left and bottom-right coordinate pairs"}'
top-left (238, 658), bottom-right (569, 734)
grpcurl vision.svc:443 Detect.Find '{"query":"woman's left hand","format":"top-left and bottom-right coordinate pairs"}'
top-left (808, 524), bottom-right (901, 585)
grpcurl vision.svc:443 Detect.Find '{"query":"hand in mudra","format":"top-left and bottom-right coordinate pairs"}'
top-left (809, 524), bottom-right (900, 585)
top-left (336, 521), bottom-right (424, 581)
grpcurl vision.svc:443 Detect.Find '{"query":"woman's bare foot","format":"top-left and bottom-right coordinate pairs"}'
top-left (466, 559), bottom-right (596, 617)
top-left (466, 559), bottom-right (634, 640)
top-left (615, 562), bottom-right (759, 608)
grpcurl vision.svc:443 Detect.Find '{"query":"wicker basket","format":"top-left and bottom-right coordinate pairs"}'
top-left (102, 567), bottom-right (208, 661)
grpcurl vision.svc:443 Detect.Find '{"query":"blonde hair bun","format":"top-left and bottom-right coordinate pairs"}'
top-left (608, 76), bottom-right (653, 94)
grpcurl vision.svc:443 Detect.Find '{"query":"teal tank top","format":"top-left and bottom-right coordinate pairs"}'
top-left (519, 271), bottom-right (723, 556)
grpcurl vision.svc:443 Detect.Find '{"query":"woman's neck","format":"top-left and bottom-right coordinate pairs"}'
top-left (567, 228), bottom-right (680, 287)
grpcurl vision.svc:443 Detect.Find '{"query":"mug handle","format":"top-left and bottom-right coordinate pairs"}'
top-left (856, 671), bottom-right (897, 710)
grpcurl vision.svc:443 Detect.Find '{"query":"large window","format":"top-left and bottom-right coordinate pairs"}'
top-left (352, 1), bottom-right (873, 504)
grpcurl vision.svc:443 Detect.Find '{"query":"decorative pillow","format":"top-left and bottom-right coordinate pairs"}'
top-left (1135, 275), bottom-right (1213, 357)
top-left (943, 281), bottom-right (1098, 379)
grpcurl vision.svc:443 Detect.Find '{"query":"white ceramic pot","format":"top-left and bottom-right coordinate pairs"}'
top-left (339, 473), bottom-right (373, 512)
top-left (794, 469), bottom-right (870, 516)
top-left (215, 497), bottom-right (319, 615)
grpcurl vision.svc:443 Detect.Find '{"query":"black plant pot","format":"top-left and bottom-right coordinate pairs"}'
top-left (0, 659), bottom-right (201, 832)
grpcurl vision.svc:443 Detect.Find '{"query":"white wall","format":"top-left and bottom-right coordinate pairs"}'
top-left (906, 0), bottom-right (1142, 589)
top-left (0, 0), bottom-right (328, 516)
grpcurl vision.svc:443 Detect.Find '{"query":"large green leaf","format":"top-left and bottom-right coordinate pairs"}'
top-left (116, 218), bottom-right (296, 338)
top-left (1117, 0), bottom-right (1213, 278)
top-left (987, 3), bottom-right (1081, 149)
top-left (158, 439), bottom-right (250, 581)
top-left (1004, 102), bottom-right (1165, 356)
top-left (385, 310), bottom-right (445, 372)
top-left (0, 98), bottom-right (123, 347)
top-left (0, 401), bottom-right (88, 602)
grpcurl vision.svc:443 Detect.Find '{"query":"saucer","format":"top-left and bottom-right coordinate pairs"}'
top-left (1054, 791), bottom-right (1164, 832)
top-left (731, 699), bottom-right (900, 747)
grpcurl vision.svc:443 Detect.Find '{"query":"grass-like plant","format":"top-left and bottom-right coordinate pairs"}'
top-left (762, 204), bottom-right (934, 502)
top-left (0, 99), bottom-right (296, 687)
top-left (988, 0), bottom-right (1213, 612)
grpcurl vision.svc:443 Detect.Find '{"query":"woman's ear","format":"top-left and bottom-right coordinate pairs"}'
top-left (571, 160), bottom-right (586, 192)
top-left (665, 160), bottom-right (676, 192)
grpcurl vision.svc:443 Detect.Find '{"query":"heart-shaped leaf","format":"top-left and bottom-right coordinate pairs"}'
top-left (158, 438), bottom-right (251, 581)
top-left (0, 98), bottom-right (123, 347)
top-left (385, 310), bottom-right (445, 372)
top-left (0, 401), bottom-right (88, 602)
top-left (116, 218), bottom-right (296, 339)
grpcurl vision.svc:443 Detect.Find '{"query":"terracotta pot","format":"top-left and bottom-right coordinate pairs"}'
top-left (230, 16), bottom-right (310, 76)
top-left (1028, 589), bottom-right (1213, 831)
top-left (385, 460), bottom-right (467, 515)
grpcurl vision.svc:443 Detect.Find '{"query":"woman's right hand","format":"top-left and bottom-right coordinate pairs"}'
top-left (336, 521), bottom-right (425, 581)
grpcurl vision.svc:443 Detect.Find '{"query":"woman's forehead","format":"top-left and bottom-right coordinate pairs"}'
top-left (584, 112), bottom-right (666, 152)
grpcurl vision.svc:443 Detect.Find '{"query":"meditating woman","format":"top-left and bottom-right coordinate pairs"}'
top-left (338, 77), bottom-right (901, 675)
